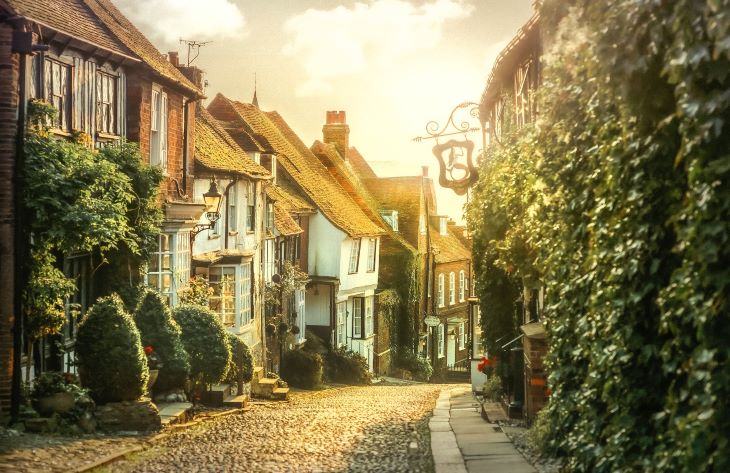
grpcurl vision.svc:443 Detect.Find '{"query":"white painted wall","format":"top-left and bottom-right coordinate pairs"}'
top-left (307, 213), bottom-right (345, 277)
top-left (338, 236), bottom-right (379, 295)
top-left (306, 284), bottom-right (331, 326)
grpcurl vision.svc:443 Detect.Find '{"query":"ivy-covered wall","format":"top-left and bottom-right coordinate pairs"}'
top-left (468, 1), bottom-right (730, 471)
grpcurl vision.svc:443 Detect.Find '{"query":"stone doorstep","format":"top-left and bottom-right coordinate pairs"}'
top-left (157, 402), bottom-right (193, 426)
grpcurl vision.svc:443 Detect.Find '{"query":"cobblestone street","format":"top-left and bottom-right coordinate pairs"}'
top-left (113, 384), bottom-right (442, 473)
top-left (1, 383), bottom-right (448, 473)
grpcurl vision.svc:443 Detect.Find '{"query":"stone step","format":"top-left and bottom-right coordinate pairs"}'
top-left (157, 402), bottom-right (193, 427)
top-left (200, 384), bottom-right (231, 406)
top-left (255, 378), bottom-right (277, 386)
top-left (272, 387), bottom-right (289, 401)
top-left (222, 394), bottom-right (247, 408)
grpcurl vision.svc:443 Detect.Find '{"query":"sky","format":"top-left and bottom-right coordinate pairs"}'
top-left (116, 0), bottom-right (535, 222)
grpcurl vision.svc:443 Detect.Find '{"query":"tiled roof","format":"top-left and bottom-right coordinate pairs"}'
top-left (364, 176), bottom-right (429, 249)
top-left (207, 95), bottom-right (383, 238)
top-left (431, 224), bottom-right (471, 263)
top-left (4, 0), bottom-right (134, 57)
top-left (311, 141), bottom-right (414, 253)
top-left (266, 185), bottom-right (314, 214)
top-left (194, 108), bottom-right (271, 179)
top-left (273, 202), bottom-right (303, 236)
top-left (347, 147), bottom-right (378, 179)
top-left (82, 0), bottom-right (203, 97)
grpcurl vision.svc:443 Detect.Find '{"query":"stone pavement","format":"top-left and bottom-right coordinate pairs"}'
top-left (430, 386), bottom-right (536, 473)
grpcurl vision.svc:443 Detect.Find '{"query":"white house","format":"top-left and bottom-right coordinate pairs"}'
top-left (206, 95), bottom-right (385, 371)
top-left (190, 107), bottom-right (272, 364)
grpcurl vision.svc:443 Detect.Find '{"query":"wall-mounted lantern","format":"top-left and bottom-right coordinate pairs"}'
top-left (191, 177), bottom-right (223, 240)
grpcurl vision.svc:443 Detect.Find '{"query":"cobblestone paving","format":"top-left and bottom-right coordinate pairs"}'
top-left (111, 384), bottom-right (443, 473)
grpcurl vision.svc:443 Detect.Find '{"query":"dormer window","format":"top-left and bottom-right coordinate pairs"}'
top-left (379, 210), bottom-right (398, 232)
top-left (439, 217), bottom-right (448, 236)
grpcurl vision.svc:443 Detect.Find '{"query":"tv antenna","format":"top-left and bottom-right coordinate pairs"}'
top-left (179, 38), bottom-right (212, 66)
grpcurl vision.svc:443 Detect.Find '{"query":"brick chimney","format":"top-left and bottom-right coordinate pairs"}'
top-left (323, 111), bottom-right (349, 160)
top-left (177, 64), bottom-right (204, 90)
top-left (168, 51), bottom-right (179, 67)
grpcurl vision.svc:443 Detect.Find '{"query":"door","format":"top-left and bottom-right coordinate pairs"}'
top-left (447, 334), bottom-right (456, 366)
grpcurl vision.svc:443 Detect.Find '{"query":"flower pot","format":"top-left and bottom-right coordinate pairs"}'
top-left (147, 369), bottom-right (159, 392)
top-left (35, 392), bottom-right (75, 416)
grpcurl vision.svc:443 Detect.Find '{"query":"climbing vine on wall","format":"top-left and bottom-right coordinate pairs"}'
top-left (469, 1), bottom-right (730, 471)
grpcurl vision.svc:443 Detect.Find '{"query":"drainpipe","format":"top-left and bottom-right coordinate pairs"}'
top-left (222, 177), bottom-right (237, 250)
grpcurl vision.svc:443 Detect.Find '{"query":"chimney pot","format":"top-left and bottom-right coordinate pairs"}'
top-left (168, 51), bottom-right (179, 67)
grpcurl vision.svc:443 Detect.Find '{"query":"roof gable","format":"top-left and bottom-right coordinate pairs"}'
top-left (194, 107), bottom-right (271, 179)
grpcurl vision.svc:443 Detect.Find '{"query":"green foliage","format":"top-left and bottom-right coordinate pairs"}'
top-left (467, 1), bottom-right (730, 471)
top-left (172, 304), bottom-right (231, 387)
top-left (325, 347), bottom-right (372, 385)
top-left (223, 332), bottom-right (254, 389)
top-left (482, 376), bottom-right (503, 402)
top-left (177, 276), bottom-right (213, 307)
top-left (23, 250), bottom-right (76, 342)
top-left (76, 295), bottom-right (148, 403)
top-left (280, 349), bottom-right (323, 389)
top-left (133, 289), bottom-right (190, 393)
top-left (393, 349), bottom-right (433, 382)
top-left (31, 371), bottom-right (80, 398)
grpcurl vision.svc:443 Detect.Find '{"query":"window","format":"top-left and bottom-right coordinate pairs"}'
top-left (175, 232), bottom-right (191, 294)
top-left (353, 297), bottom-right (363, 338)
top-left (348, 239), bottom-right (361, 274)
top-left (438, 273), bottom-right (445, 307)
top-left (459, 322), bottom-right (465, 350)
top-left (449, 272), bottom-right (455, 305)
top-left (246, 183), bottom-right (255, 232)
top-left (265, 201), bottom-right (274, 232)
top-left (337, 302), bottom-right (346, 346)
top-left (438, 323), bottom-right (445, 358)
top-left (439, 217), bottom-right (448, 236)
top-left (459, 271), bottom-right (466, 302)
top-left (150, 86), bottom-right (168, 172)
top-left (44, 58), bottom-right (71, 130)
top-left (365, 297), bottom-right (373, 336)
top-left (228, 185), bottom-right (237, 233)
top-left (240, 263), bottom-right (252, 325)
top-left (379, 210), bottom-right (398, 231)
top-left (96, 72), bottom-right (117, 134)
top-left (465, 277), bottom-right (469, 299)
top-left (148, 234), bottom-right (173, 303)
top-left (367, 238), bottom-right (377, 273)
top-left (209, 267), bottom-right (236, 327)
top-left (419, 214), bottom-right (426, 235)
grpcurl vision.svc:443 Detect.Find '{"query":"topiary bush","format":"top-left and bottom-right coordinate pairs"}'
top-left (133, 288), bottom-right (190, 393)
top-left (280, 349), bottom-right (323, 389)
top-left (76, 294), bottom-right (148, 403)
top-left (223, 332), bottom-right (253, 393)
top-left (325, 347), bottom-right (372, 385)
top-left (172, 304), bottom-right (231, 388)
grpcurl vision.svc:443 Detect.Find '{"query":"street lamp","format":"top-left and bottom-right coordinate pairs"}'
top-left (191, 177), bottom-right (223, 239)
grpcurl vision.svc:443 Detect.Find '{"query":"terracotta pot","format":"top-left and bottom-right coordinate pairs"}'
top-left (147, 369), bottom-right (159, 392)
top-left (36, 392), bottom-right (75, 416)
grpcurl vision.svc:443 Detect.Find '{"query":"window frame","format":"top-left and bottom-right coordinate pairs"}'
top-left (438, 323), bottom-right (445, 358)
top-left (208, 266), bottom-right (237, 327)
top-left (337, 302), bottom-right (346, 346)
top-left (365, 296), bottom-right (373, 336)
top-left (352, 297), bottom-right (363, 338)
top-left (459, 322), bottom-right (465, 350)
top-left (246, 182), bottom-right (256, 233)
top-left (150, 85), bottom-right (168, 173)
top-left (43, 57), bottom-right (72, 132)
top-left (95, 70), bottom-right (118, 135)
top-left (366, 238), bottom-right (377, 273)
top-left (348, 238), bottom-right (361, 274)
top-left (459, 271), bottom-right (466, 302)
top-left (438, 273), bottom-right (445, 308)
top-left (239, 262), bottom-right (253, 326)
top-left (449, 272), bottom-right (456, 305)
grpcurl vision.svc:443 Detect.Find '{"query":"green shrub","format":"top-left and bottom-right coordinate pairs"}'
top-left (483, 376), bottom-right (503, 401)
top-left (325, 347), bottom-right (372, 385)
top-left (133, 288), bottom-right (190, 393)
top-left (76, 294), bottom-right (148, 403)
top-left (280, 349), bottom-right (323, 389)
top-left (223, 332), bottom-right (254, 391)
top-left (172, 304), bottom-right (231, 387)
top-left (394, 349), bottom-right (433, 381)
top-left (527, 406), bottom-right (551, 455)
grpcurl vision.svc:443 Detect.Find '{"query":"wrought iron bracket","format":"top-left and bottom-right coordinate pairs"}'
top-left (190, 212), bottom-right (221, 241)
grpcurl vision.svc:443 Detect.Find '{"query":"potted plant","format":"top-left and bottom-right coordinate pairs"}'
top-left (144, 345), bottom-right (162, 392)
top-left (31, 372), bottom-right (79, 416)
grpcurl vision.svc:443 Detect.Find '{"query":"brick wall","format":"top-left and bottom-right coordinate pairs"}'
top-left (523, 335), bottom-right (548, 421)
top-left (0, 22), bottom-right (19, 418)
top-left (126, 72), bottom-right (196, 202)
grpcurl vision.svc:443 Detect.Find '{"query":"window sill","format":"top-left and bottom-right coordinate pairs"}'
top-left (96, 132), bottom-right (121, 141)
top-left (348, 271), bottom-right (359, 275)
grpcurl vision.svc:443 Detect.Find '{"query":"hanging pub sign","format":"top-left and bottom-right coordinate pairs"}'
top-left (413, 101), bottom-right (481, 195)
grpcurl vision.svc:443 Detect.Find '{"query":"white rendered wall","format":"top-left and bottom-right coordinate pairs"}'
top-left (307, 213), bottom-right (345, 278)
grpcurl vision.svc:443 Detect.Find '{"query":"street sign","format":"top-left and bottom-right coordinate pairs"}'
top-left (424, 315), bottom-right (440, 327)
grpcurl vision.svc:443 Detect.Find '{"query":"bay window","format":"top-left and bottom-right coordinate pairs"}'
top-left (209, 267), bottom-right (236, 327)
top-left (240, 262), bottom-right (252, 325)
top-left (147, 232), bottom-right (190, 305)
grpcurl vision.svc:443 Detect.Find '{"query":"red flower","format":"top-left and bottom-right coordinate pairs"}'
top-left (477, 356), bottom-right (493, 372)
top-left (144, 345), bottom-right (154, 355)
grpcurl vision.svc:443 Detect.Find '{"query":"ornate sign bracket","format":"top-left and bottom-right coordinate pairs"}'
top-left (413, 101), bottom-right (482, 195)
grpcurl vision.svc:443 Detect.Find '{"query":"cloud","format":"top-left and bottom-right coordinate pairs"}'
top-left (282, 0), bottom-right (474, 96)
top-left (115, 0), bottom-right (246, 44)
